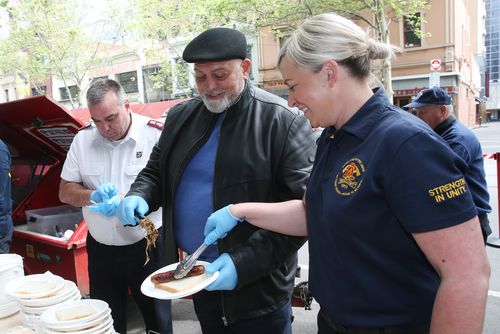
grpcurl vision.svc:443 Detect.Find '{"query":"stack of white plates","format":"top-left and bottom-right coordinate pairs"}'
top-left (39, 299), bottom-right (115, 334)
top-left (4, 272), bottom-right (81, 331)
top-left (0, 254), bottom-right (24, 318)
top-left (3, 326), bottom-right (35, 334)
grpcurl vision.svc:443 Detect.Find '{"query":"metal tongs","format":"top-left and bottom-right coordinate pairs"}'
top-left (173, 242), bottom-right (208, 279)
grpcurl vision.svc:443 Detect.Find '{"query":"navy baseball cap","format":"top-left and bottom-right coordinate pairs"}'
top-left (403, 87), bottom-right (451, 110)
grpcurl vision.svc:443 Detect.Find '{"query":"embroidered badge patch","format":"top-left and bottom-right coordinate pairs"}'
top-left (147, 119), bottom-right (164, 130)
top-left (427, 177), bottom-right (467, 203)
top-left (136, 151), bottom-right (143, 158)
top-left (334, 157), bottom-right (365, 196)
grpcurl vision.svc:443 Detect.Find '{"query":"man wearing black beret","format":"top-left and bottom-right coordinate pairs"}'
top-left (118, 27), bottom-right (316, 333)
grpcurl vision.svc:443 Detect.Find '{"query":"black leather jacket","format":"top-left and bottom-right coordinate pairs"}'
top-left (128, 83), bottom-right (315, 323)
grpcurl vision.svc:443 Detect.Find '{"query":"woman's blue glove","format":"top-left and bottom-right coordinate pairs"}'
top-left (87, 195), bottom-right (121, 217)
top-left (116, 195), bottom-right (149, 226)
top-left (204, 205), bottom-right (243, 245)
top-left (90, 183), bottom-right (118, 203)
top-left (205, 253), bottom-right (238, 291)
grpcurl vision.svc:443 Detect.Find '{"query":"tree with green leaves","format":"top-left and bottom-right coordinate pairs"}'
top-left (0, 0), bottom-right (123, 108)
top-left (128, 0), bottom-right (429, 100)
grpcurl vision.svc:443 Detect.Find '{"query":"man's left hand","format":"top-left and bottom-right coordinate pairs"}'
top-left (205, 253), bottom-right (238, 291)
top-left (90, 183), bottom-right (118, 203)
top-left (87, 194), bottom-right (121, 216)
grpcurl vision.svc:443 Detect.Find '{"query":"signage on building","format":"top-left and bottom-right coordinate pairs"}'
top-left (430, 59), bottom-right (442, 72)
top-left (429, 72), bottom-right (440, 88)
top-left (394, 86), bottom-right (454, 97)
top-left (264, 79), bottom-right (285, 87)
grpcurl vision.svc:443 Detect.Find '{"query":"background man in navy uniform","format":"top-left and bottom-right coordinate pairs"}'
top-left (404, 87), bottom-right (492, 242)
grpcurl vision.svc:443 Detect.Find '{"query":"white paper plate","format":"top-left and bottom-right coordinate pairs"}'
top-left (4, 273), bottom-right (65, 299)
top-left (20, 280), bottom-right (79, 307)
top-left (44, 309), bottom-right (111, 332)
top-left (43, 314), bottom-right (113, 334)
top-left (3, 325), bottom-right (35, 334)
top-left (40, 299), bottom-right (108, 327)
top-left (0, 267), bottom-right (25, 289)
top-left (141, 261), bottom-right (219, 300)
top-left (19, 310), bottom-right (42, 329)
top-left (21, 292), bottom-right (80, 315)
top-left (0, 263), bottom-right (23, 277)
top-left (0, 254), bottom-right (23, 268)
top-left (0, 301), bottom-right (20, 319)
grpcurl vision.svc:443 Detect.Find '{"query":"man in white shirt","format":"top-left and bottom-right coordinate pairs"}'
top-left (59, 79), bottom-right (172, 334)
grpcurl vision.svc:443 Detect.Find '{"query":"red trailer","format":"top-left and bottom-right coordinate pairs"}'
top-left (1, 95), bottom-right (311, 307)
top-left (0, 96), bottom-right (184, 296)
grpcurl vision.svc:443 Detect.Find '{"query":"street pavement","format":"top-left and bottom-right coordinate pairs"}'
top-left (477, 121), bottom-right (500, 334)
top-left (127, 121), bottom-right (500, 334)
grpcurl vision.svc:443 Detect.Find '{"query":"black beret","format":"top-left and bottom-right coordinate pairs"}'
top-left (182, 27), bottom-right (247, 63)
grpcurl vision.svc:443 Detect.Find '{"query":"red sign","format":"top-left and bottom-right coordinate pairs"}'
top-left (430, 59), bottom-right (441, 72)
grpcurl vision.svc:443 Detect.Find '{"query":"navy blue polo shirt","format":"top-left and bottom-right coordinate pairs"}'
top-left (434, 116), bottom-right (491, 218)
top-left (306, 88), bottom-right (477, 327)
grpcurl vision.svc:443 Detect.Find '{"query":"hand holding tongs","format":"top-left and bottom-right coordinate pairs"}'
top-left (174, 242), bottom-right (208, 279)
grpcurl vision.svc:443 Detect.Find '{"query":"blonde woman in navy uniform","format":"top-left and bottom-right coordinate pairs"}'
top-left (204, 13), bottom-right (490, 334)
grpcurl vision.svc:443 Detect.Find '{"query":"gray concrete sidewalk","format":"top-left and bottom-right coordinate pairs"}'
top-left (126, 296), bottom-right (319, 334)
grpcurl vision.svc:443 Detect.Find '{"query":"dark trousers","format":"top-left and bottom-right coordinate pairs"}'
top-left (0, 222), bottom-right (13, 254)
top-left (192, 289), bottom-right (292, 334)
top-left (87, 232), bottom-right (172, 334)
top-left (317, 309), bottom-right (429, 334)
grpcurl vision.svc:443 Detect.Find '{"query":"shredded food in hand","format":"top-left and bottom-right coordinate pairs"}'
top-left (139, 217), bottom-right (158, 265)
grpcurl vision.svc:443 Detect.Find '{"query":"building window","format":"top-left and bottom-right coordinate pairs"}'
top-left (59, 85), bottom-right (78, 101)
top-left (246, 44), bottom-right (254, 81)
top-left (403, 13), bottom-right (422, 48)
top-left (142, 65), bottom-right (169, 102)
top-left (4, 89), bottom-right (8, 102)
top-left (31, 86), bottom-right (46, 96)
top-left (173, 58), bottom-right (190, 96)
top-left (116, 71), bottom-right (138, 94)
top-left (394, 97), bottom-right (411, 109)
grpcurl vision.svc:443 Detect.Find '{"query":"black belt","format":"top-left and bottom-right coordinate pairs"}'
top-left (319, 310), bottom-right (429, 334)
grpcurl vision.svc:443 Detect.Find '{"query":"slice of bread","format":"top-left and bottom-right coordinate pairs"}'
top-left (55, 304), bottom-right (97, 321)
top-left (154, 273), bottom-right (207, 293)
top-left (15, 281), bottom-right (57, 295)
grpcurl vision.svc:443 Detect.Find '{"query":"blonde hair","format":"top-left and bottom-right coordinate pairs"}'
top-left (279, 13), bottom-right (398, 79)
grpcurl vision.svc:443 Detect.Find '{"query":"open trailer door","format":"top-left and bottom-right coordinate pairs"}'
top-left (0, 96), bottom-right (187, 296)
top-left (0, 95), bottom-right (90, 295)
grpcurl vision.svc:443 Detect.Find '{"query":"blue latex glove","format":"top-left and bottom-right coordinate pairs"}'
top-left (205, 253), bottom-right (238, 291)
top-left (87, 195), bottom-right (121, 217)
top-left (116, 195), bottom-right (149, 226)
top-left (90, 183), bottom-right (118, 203)
top-left (204, 205), bottom-right (243, 245)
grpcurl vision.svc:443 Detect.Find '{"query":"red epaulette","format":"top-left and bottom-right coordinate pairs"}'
top-left (147, 119), bottom-right (164, 130)
top-left (79, 121), bottom-right (93, 131)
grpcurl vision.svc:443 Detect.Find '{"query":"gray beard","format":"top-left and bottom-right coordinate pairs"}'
top-left (202, 93), bottom-right (235, 114)
top-left (201, 80), bottom-right (246, 114)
